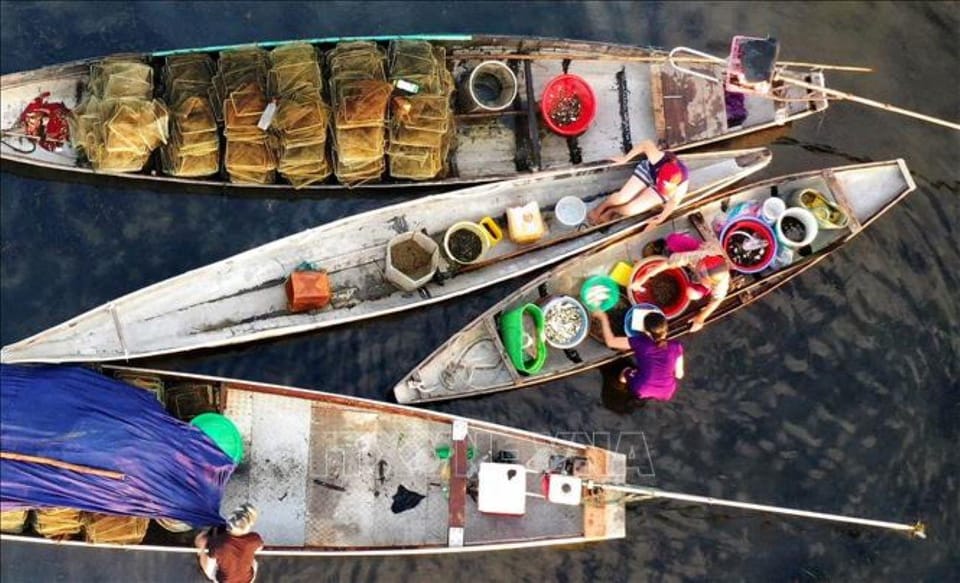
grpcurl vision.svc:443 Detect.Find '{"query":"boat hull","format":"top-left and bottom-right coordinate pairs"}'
top-left (0, 148), bottom-right (770, 364)
top-left (394, 160), bottom-right (917, 404)
top-left (0, 364), bottom-right (626, 555)
top-left (1, 34), bottom-right (827, 193)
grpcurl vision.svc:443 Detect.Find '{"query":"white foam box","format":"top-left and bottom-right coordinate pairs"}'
top-left (477, 462), bottom-right (527, 515)
top-left (546, 474), bottom-right (583, 505)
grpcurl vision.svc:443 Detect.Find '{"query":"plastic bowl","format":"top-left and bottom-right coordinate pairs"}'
top-left (540, 74), bottom-right (597, 136)
top-left (554, 196), bottom-right (587, 227)
top-left (190, 413), bottom-right (243, 464)
top-left (721, 216), bottom-right (778, 273)
top-left (541, 295), bottom-right (589, 349)
top-left (580, 275), bottom-right (620, 312)
top-left (623, 303), bottom-right (664, 337)
top-left (628, 257), bottom-right (691, 319)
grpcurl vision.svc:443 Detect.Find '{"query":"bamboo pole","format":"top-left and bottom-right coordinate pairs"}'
top-left (594, 482), bottom-right (926, 538)
top-left (1, 451), bottom-right (125, 481)
top-left (447, 52), bottom-right (873, 72)
top-left (779, 74), bottom-right (960, 131)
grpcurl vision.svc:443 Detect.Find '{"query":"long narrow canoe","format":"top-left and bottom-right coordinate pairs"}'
top-left (0, 364), bottom-right (627, 555)
top-left (394, 160), bottom-right (916, 404)
top-left (0, 34), bottom-right (826, 192)
top-left (0, 148), bottom-right (771, 364)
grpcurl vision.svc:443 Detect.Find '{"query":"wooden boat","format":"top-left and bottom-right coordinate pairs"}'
top-left (0, 148), bottom-right (772, 364)
top-left (0, 364), bottom-right (627, 555)
top-left (394, 160), bottom-right (916, 404)
top-left (0, 34), bottom-right (827, 192)
top-left (0, 364), bottom-right (924, 555)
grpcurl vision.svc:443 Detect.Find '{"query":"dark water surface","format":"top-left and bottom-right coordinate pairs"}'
top-left (2, 1), bottom-right (958, 581)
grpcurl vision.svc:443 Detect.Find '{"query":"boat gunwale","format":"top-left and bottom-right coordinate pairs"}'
top-left (0, 531), bottom-right (607, 556)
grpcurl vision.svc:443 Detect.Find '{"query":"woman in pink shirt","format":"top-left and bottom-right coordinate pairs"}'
top-left (592, 310), bottom-right (684, 402)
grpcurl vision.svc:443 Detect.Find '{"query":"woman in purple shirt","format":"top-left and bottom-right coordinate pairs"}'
top-left (592, 310), bottom-right (684, 402)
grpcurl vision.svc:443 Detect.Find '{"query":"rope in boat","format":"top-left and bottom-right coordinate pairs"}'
top-left (437, 336), bottom-right (504, 393)
top-left (0, 135), bottom-right (37, 155)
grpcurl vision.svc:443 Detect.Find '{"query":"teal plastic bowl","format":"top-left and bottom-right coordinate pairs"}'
top-left (191, 413), bottom-right (243, 464)
top-left (580, 276), bottom-right (620, 312)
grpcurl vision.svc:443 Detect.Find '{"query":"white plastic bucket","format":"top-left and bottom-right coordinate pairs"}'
top-left (554, 196), bottom-right (587, 227)
top-left (760, 197), bottom-right (786, 224)
top-left (384, 232), bottom-right (440, 291)
top-left (776, 207), bottom-right (819, 248)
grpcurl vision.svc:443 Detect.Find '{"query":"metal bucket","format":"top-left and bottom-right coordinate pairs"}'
top-left (460, 61), bottom-right (518, 113)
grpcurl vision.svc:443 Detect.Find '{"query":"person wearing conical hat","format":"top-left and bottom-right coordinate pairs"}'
top-left (195, 503), bottom-right (264, 583)
top-left (630, 240), bottom-right (730, 333)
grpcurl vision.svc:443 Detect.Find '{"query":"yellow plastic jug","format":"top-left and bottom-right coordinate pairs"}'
top-left (506, 202), bottom-right (546, 245)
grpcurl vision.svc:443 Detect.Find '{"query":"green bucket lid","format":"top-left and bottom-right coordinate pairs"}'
top-left (190, 413), bottom-right (243, 464)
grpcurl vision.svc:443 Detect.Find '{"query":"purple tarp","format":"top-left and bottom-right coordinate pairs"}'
top-left (1, 365), bottom-right (234, 526)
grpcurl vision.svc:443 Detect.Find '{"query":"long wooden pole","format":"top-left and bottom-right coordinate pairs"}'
top-left (447, 52), bottom-right (873, 72)
top-left (780, 74), bottom-right (960, 131)
top-left (1, 451), bottom-right (125, 481)
top-left (595, 482), bottom-right (926, 538)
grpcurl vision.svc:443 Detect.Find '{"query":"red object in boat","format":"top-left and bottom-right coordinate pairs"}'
top-left (628, 257), bottom-right (691, 319)
top-left (18, 92), bottom-right (71, 151)
top-left (539, 74), bottom-right (597, 136)
top-left (285, 270), bottom-right (331, 313)
top-left (720, 216), bottom-right (777, 274)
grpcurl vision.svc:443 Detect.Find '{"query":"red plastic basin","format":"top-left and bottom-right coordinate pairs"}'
top-left (628, 257), bottom-right (691, 319)
top-left (540, 74), bottom-right (597, 136)
top-left (720, 216), bottom-right (777, 274)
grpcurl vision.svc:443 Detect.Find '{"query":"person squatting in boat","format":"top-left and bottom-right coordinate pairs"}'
top-left (592, 310), bottom-right (684, 404)
top-left (632, 237), bottom-right (730, 333)
top-left (196, 503), bottom-right (264, 583)
top-left (587, 140), bottom-right (690, 227)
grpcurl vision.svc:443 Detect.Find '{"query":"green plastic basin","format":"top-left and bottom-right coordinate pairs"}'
top-left (580, 275), bottom-right (620, 312)
top-left (190, 413), bottom-right (243, 464)
top-left (499, 303), bottom-right (548, 375)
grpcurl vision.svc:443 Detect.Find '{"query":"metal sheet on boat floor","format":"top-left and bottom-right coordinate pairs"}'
top-left (305, 404), bottom-right (450, 548)
top-left (221, 389), bottom-right (310, 546)
top-left (463, 427), bottom-right (584, 544)
top-left (656, 65), bottom-right (727, 147)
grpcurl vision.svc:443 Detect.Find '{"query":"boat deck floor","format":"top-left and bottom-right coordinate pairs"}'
top-left (220, 385), bottom-right (589, 549)
top-left (454, 60), bottom-right (655, 179)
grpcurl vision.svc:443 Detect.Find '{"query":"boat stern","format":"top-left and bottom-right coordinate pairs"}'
top-left (582, 447), bottom-right (627, 541)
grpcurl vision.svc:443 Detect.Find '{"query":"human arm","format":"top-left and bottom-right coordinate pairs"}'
top-left (689, 268), bottom-right (728, 332)
top-left (674, 354), bottom-right (684, 379)
top-left (689, 296), bottom-right (722, 332)
top-left (591, 311), bottom-right (632, 351)
top-left (628, 259), bottom-right (675, 292)
top-left (609, 139), bottom-right (666, 165)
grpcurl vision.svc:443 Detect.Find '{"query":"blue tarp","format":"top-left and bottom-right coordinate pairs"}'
top-left (1, 365), bottom-right (234, 526)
